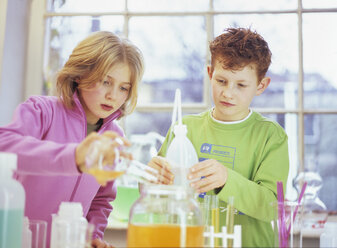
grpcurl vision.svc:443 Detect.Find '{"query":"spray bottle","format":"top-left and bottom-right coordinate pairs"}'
top-left (0, 152), bottom-right (25, 248)
top-left (166, 89), bottom-right (199, 187)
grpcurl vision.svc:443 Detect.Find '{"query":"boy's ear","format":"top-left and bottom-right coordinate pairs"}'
top-left (256, 77), bottom-right (270, 96)
top-left (207, 65), bottom-right (213, 80)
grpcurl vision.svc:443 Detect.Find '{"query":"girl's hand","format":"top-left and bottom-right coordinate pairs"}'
top-left (91, 238), bottom-right (114, 248)
top-left (187, 159), bottom-right (228, 193)
top-left (75, 131), bottom-right (131, 173)
top-left (147, 156), bottom-right (174, 184)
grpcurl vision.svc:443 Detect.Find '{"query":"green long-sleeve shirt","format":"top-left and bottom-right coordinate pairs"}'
top-left (158, 109), bottom-right (289, 247)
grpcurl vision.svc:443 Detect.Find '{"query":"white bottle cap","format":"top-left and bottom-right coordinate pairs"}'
top-left (173, 124), bottom-right (187, 136)
top-left (0, 152), bottom-right (17, 178)
top-left (58, 202), bottom-right (84, 219)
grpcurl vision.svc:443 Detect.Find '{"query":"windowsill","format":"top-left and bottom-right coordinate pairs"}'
top-left (107, 216), bottom-right (128, 230)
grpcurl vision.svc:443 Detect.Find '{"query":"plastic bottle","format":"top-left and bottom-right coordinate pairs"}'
top-left (22, 217), bottom-right (32, 248)
top-left (50, 202), bottom-right (90, 248)
top-left (0, 152), bottom-right (25, 248)
top-left (166, 89), bottom-right (199, 187)
top-left (320, 222), bottom-right (337, 248)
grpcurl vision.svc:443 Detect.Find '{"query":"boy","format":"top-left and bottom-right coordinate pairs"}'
top-left (149, 27), bottom-right (289, 247)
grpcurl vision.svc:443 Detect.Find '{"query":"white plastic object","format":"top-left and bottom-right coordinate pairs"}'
top-left (22, 217), bottom-right (32, 248)
top-left (320, 222), bottom-right (337, 248)
top-left (50, 202), bottom-right (89, 248)
top-left (166, 89), bottom-right (199, 187)
top-left (0, 152), bottom-right (25, 248)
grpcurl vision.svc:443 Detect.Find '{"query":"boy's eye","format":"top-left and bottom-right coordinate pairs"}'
top-left (216, 79), bottom-right (226, 84)
top-left (238, 84), bottom-right (247, 88)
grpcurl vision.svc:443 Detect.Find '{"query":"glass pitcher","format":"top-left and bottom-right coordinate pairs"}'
top-left (127, 184), bottom-right (204, 247)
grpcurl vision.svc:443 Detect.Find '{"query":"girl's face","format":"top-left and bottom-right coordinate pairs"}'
top-left (78, 63), bottom-right (131, 125)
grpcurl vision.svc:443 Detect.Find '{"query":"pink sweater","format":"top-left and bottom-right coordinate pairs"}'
top-left (0, 92), bottom-right (123, 246)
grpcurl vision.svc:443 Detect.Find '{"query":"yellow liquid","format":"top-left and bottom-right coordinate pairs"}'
top-left (211, 207), bottom-right (220, 247)
top-left (88, 168), bottom-right (124, 185)
top-left (127, 224), bottom-right (204, 247)
top-left (226, 204), bottom-right (235, 248)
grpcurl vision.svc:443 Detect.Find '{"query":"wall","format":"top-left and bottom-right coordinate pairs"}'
top-left (0, 0), bottom-right (31, 126)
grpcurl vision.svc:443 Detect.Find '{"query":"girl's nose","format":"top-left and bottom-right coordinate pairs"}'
top-left (106, 87), bottom-right (117, 100)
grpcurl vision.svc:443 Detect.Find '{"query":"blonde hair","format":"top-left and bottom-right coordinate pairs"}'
top-left (56, 31), bottom-right (144, 119)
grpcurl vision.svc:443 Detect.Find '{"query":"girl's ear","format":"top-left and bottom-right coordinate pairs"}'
top-left (256, 77), bottom-right (271, 96)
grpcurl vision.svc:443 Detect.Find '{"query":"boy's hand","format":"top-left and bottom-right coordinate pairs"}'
top-left (187, 159), bottom-right (228, 193)
top-left (147, 156), bottom-right (174, 184)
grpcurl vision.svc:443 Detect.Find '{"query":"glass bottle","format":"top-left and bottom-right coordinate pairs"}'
top-left (127, 184), bottom-right (204, 247)
top-left (294, 160), bottom-right (328, 235)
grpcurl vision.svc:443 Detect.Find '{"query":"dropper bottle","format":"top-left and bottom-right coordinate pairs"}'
top-left (166, 89), bottom-right (199, 187)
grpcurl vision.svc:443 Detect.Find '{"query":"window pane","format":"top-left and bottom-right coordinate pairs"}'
top-left (264, 113), bottom-right (299, 200)
top-left (128, 0), bottom-right (208, 12)
top-left (44, 16), bottom-right (123, 94)
top-left (303, 13), bottom-right (337, 109)
top-left (47, 0), bottom-right (125, 12)
top-left (214, 0), bottom-right (296, 11)
top-left (304, 114), bottom-right (337, 211)
top-left (125, 112), bottom-right (172, 137)
top-left (303, 0), bottom-right (337, 8)
top-left (214, 14), bottom-right (298, 109)
top-left (129, 16), bottom-right (206, 104)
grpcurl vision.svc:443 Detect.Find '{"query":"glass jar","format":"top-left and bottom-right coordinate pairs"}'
top-left (127, 184), bottom-right (204, 247)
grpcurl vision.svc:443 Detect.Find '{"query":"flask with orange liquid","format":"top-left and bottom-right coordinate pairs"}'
top-left (127, 184), bottom-right (204, 247)
top-left (85, 137), bottom-right (158, 186)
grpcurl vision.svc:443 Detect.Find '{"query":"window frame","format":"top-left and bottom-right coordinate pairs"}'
top-left (26, 0), bottom-right (337, 181)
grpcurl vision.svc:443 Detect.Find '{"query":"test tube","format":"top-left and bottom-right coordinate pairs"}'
top-left (226, 196), bottom-right (235, 248)
top-left (209, 195), bottom-right (220, 247)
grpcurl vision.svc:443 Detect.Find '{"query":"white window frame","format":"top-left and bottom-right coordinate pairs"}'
top-left (26, 0), bottom-right (337, 175)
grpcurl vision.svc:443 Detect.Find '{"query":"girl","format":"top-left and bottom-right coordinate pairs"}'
top-left (0, 31), bottom-right (144, 248)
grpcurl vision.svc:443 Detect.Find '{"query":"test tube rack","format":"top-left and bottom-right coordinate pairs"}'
top-left (203, 225), bottom-right (242, 248)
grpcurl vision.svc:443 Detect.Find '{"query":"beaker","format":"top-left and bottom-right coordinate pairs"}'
top-left (127, 184), bottom-right (204, 247)
top-left (271, 200), bottom-right (303, 248)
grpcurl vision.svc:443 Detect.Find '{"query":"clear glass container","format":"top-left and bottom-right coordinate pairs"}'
top-left (127, 184), bottom-right (204, 247)
top-left (294, 171), bottom-right (328, 235)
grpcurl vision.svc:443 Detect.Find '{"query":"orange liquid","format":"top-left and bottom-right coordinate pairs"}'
top-left (88, 168), bottom-right (124, 185)
top-left (127, 224), bottom-right (204, 247)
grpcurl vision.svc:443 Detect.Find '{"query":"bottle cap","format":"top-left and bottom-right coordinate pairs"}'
top-left (58, 202), bottom-right (84, 219)
top-left (0, 152), bottom-right (17, 178)
top-left (173, 124), bottom-right (187, 136)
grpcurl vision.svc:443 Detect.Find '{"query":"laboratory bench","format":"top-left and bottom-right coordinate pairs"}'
top-left (103, 214), bottom-right (337, 247)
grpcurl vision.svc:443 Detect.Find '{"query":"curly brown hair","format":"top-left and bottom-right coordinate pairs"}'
top-left (209, 27), bottom-right (272, 82)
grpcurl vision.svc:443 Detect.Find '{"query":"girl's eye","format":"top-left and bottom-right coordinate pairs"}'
top-left (103, 81), bottom-right (112, 86)
top-left (120, 86), bottom-right (130, 92)
top-left (217, 79), bottom-right (226, 84)
top-left (238, 84), bottom-right (247, 88)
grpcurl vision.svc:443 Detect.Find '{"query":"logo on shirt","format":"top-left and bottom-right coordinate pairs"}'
top-left (200, 143), bottom-right (236, 169)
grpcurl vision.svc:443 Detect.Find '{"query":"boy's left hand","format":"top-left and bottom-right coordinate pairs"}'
top-left (187, 159), bottom-right (228, 193)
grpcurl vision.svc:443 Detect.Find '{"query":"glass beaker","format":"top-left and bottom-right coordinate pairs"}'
top-left (127, 184), bottom-right (204, 247)
top-left (271, 201), bottom-right (303, 248)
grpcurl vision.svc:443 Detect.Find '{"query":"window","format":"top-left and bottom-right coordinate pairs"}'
top-left (27, 0), bottom-right (337, 211)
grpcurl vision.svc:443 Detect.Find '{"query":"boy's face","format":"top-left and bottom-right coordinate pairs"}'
top-left (208, 60), bottom-right (270, 122)
top-left (78, 63), bottom-right (131, 124)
